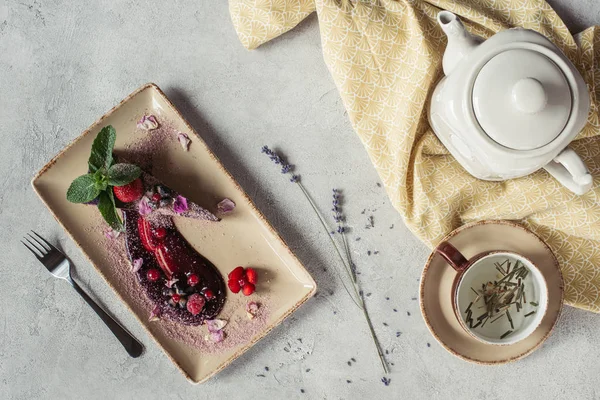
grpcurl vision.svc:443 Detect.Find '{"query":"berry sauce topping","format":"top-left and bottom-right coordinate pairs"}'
top-left (123, 210), bottom-right (226, 325)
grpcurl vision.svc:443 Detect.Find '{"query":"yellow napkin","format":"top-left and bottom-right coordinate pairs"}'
top-left (229, 0), bottom-right (600, 312)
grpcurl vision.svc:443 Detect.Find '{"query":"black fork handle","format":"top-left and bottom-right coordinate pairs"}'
top-left (70, 279), bottom-right (144, 358)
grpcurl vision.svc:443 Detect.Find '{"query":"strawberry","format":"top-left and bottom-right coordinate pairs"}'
top-left (245, 267), bottom-right (258, 284)
top-left (155, 243), bottom-right (179, 277)
top-left (113, 178), bottom-right (144, 203)
top-left (138, 217), bottom-right (159, 252)
top-left (228, 266), bottom-right (245, 281)
top-left (242, 282), bottom-right (255, 296)
top-left (227, 279), bottom-right (241, 293)
top-left (186, 294), bottom-right (205, 315)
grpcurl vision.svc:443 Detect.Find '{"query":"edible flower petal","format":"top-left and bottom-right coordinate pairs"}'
top-left (173, 195), bottom-right (188, 214)
top-left (138, 196), bottom-right (152, 216)
top-left (246, 301), bottom-right (260, 319)
top-left (165, 278), bottom-right (179, 288)
top-left (206, 319), bottom-right (228, 333)
top-left (132, 258), bottom-right (143, 273)
top-left (217, 198), bottom-right (236, 214)
top-left (149, 305), bottom-right (161, 322)
top-left (104, 228), bottom-right (120, 240)
top-left (137, 115), bottom-right (159, 131)
top-left (177, 133), bottom-right (191, 151)
top-left (208, 330), bottom-right (225, 343)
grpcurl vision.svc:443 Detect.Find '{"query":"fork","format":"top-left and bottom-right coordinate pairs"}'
top-left (22, 231), bottom-right (144, 358)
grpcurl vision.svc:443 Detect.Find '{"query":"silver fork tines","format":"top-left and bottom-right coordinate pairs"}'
top-left (22, 231), bottom-right (143, 357)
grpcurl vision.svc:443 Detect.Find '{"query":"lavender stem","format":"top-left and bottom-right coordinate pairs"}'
top-left (296, 182), bottom-right (361, 308)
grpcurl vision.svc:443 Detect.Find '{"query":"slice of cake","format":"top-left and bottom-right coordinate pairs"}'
top-left (117, 173), bottom-right (226, 326)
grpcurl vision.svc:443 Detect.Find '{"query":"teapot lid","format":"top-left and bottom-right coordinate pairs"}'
top-left (472, 49), bottom-right (572, 151)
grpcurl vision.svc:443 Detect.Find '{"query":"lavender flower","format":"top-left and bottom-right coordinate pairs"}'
top-left (261, 146), bottom-right (300, 182)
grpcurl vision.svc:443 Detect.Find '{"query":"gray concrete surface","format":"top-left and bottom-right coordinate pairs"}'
top-left (1, 1), bottom-right (600, 399)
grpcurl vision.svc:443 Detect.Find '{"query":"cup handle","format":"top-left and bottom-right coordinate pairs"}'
top-left (435, 241), bottom-right (469, 272)
top-left (543, 147), bottom-right (593, 195)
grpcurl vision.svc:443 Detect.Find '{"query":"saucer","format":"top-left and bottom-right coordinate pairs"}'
top-left (419, 220), bottom-right (564, 364)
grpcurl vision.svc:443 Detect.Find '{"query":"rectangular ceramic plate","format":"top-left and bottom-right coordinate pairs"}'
top-left (32, 83), bottom-right (316, 383)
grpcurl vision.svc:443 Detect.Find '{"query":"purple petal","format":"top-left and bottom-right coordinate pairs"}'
top-left (104, 228), bottom-right (120, 240)
top-left (177, 132), bottom-right (191, 151)
top-left (138, 196), bottom-right (152, 216)
top-left (217, 198), bottom-right (236, 214)
top-left (173, 195), bottom-right (188, 214)
top-left (209, 330), bottom-right (225, 343)
top-left (246, 301), bottom-right (260, 319)
top-left (206, 319), bottom-right (228, 333)
top-left (137, 115), bottom-right (159, 131)
top-left (132, 258), bottom-right (143, 273)
top-left (149, 305), bottom-right (161, 321)
top-left (165, 278), bottom-right (179, 288)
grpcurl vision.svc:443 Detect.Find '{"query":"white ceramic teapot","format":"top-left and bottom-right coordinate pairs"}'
top-left (429, 11), bottom-right (593, 194)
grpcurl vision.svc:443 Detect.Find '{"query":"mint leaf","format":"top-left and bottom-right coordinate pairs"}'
top-left (88, 126), bottom-right (116, 173)
top-left (93, 169), bottom-right (109, 191)
top-left (97, 190), bottom-right (124, 231)
top-left (66, 174), bottom-right (101, 203)
top-left (107, 163), bottom-right (141, 186)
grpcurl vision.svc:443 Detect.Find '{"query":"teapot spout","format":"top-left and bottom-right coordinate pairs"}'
top-left (438, 11), bottom-right (482, 75)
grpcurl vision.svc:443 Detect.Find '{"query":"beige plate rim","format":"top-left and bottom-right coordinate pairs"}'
top-left (31, 83), bottom-right (317, 383)
top-left (419, 219), bottom-right (564, 365)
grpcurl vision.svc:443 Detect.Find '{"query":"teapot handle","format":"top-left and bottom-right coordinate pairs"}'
top-left (543, 147), bottom-right (593, 195)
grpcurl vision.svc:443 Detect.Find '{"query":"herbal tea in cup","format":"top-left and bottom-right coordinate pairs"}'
top-left (435, 242), bottom-right (548, 345)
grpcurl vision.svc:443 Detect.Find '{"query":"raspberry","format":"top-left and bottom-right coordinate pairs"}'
top-left (147, 269), bottom-right (160, 282)
top-left (187, 274), bottom-right (200, 287)
top-left (113, 178), bottom-right (144, 203)
top-left (245, 267), bottom-right (258, 284)
top-left (227, 279), bottom-right (241, 293)
top-left (187, 293), bottom-right (205, 315)
top-left (228, 266), bottom-right (245, 281)
top-left (151, 193), bottom-right (161, 202)
top-left (242, 282), bottom-right (255, 296)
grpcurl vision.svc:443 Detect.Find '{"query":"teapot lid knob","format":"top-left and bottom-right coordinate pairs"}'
top-left (512, 78), bottom-right (547, 114)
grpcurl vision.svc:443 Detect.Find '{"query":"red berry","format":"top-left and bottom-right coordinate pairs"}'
top-left (187, 293), bottom-right (205, 315)
top-left (245, 267), bottom-right (258, 284)
top-left (113, 178), bottom-right (144, 203)
top-left (152, 193), bottom-right (161, 202)
top-left (147, 269), bottom-right (160, 282)
top-left (155, 242), bottom-right (180, 277)
top-left (227, 279), bottom-right (241, 293)
top-left (228, 266), bottom-right (245, 281)
top-left (171, 294), bottom-right (181, 303)
top-left (154, 227), bottom-right (167, 239)
top-left (203, 289), bottom-right (214, 300)
top-left (187, 274), bottom-right (200, 287)
top-left (242, 282), bottom-right (255, 296)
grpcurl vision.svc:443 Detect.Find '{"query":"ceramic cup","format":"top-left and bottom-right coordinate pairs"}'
top-left (435, 241), bottom-right (548, 345)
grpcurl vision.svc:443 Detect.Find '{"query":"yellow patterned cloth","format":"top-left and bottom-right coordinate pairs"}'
top-left (229, 0), bottom-right (600, 312)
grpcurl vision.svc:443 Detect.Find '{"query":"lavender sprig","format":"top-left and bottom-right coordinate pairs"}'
top-left (332, 188), bottom-right (388, 374)
top-left (261, 146), bottom-right (359, 307)
top-left (332, 189), bottom-right (357, 283)
top-left (261, 146), bottom-right (389, 374)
